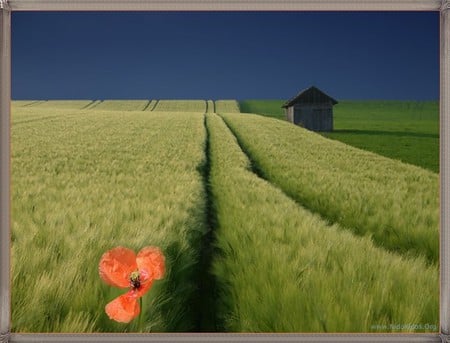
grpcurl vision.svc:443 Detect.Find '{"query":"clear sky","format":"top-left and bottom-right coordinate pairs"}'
top-left (12, 11), bottom-right (439, 101)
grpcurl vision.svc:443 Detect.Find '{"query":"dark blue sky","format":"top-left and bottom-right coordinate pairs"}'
top-left (12, 11), bottom-right (439, 100)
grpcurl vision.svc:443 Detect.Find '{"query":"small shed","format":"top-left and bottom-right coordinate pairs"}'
top-left (282, 86), bottom-right (338, 132)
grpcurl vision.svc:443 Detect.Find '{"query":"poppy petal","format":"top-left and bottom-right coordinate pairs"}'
top-left (105, 293), bottom-right (140, 323)
top-left (136, 246), bottom-right (165, 280)
top-left (99, 247), bottom-right (138, 288)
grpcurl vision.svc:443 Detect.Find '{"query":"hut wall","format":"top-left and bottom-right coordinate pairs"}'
top-left (293, 104), bottom-right (333, 131)
top-left (286, 107), bottom-right (294, 122)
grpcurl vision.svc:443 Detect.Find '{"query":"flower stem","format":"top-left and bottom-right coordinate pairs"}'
top-left (139, 297), bottom-right (143, 331)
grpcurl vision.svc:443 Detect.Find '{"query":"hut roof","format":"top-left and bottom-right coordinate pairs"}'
top-left (282, 86), bottom-right (338, 108)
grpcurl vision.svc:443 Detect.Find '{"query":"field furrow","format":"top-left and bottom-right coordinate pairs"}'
top-left (84, 100), bottom-right (103, 109)
top-left (207, 113), bottom-right (438, 332)
top-left (12, 100), bottom-right (47, 108)
top-left (221, 113), bottom-right (439, 264)
top-left (12, 109), bottom-right (207, 332)
top-left (12, 107), bottom-right (84, 125)
top-left (145, 99), bottom-right (159, 111)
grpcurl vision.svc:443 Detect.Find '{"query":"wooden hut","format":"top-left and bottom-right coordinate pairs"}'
top-left (282, 86), bottom-right (338, 132)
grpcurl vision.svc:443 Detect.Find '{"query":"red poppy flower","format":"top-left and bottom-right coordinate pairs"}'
top-left (99, 246), bottom-right (165, 323)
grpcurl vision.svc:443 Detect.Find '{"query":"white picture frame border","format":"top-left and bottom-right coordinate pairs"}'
top-left (0, 1), bottom-right (447, 342)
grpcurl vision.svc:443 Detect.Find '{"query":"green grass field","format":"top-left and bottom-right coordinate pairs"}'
top-left (11, 99), bottom-right (439, 333)
top-left (239, 99), bottom-right (285, 119)
top-left (238, 100), bottom-right (439, 173)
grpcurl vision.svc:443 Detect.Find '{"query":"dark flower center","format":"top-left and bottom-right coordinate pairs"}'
top-left (130, 271), bottom-right (141, 289)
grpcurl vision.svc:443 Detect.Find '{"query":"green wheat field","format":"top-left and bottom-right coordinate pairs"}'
top-left (11, 99), bottom-right (439, 333)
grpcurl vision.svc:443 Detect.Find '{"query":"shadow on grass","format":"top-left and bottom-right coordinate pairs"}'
top-left (331, 129), bottom-right (438, 139)
top-left (191, 115), bottom-right (223, 332)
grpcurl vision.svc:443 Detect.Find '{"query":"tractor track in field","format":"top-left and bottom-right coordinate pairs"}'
top-left (141, 100), bottom-right (152, 111)
top-left (218, 112), bottom-right (439, 265)
top-left (192, 112), bottom-right (221, 331)
top-left (21, 100), bottom-right (47, 107)
top-left (216, 113), bottom-right (338, 230)
top-left (87, 100), bottom-right (103, 109)
top-left (13, 115), bottom-right (63, 125)
top-left (80, 100), bottom-right (97, 109)
top-left (217, 113), bottom-right (272, 179)
top-left (205, 100), bottom-right (215, 113)
top-left (13, 112), bottom-right (88, 126)
top-left (79, 100), bottom-right (103, 110)
top-left (12, 115), bottom-right (60, 126)
top-left (150, 99), bottom-right (159, 111)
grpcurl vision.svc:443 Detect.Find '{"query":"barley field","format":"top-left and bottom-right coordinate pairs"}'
top-left (153, 100), bottom-right (206, 112)
top-left (12, 104), bottom-right (207, 332)
top-left (11, 99), bottom-right (439, 333)
top-left (215, 100), bottom-right (240, 113)
top-left (206, 100), bottom-right (215, 113)
top-left (221, 112), bottom-right (439, 264)
top-left (93, 100), bottom-right (150, 111)
top-left (239, 99), bottom-right (439, 172)
top-left (13, 100), bottom-right (94, 110)
top-left (207, 113), bottom-right (437, 332)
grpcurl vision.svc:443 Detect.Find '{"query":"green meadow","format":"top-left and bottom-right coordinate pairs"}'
top-left (239, 99), bottom-right (439, 173)
top-left (11, 99), bottom-right (439, 333)
top-left (239, 99), bottom-right (285, 120)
